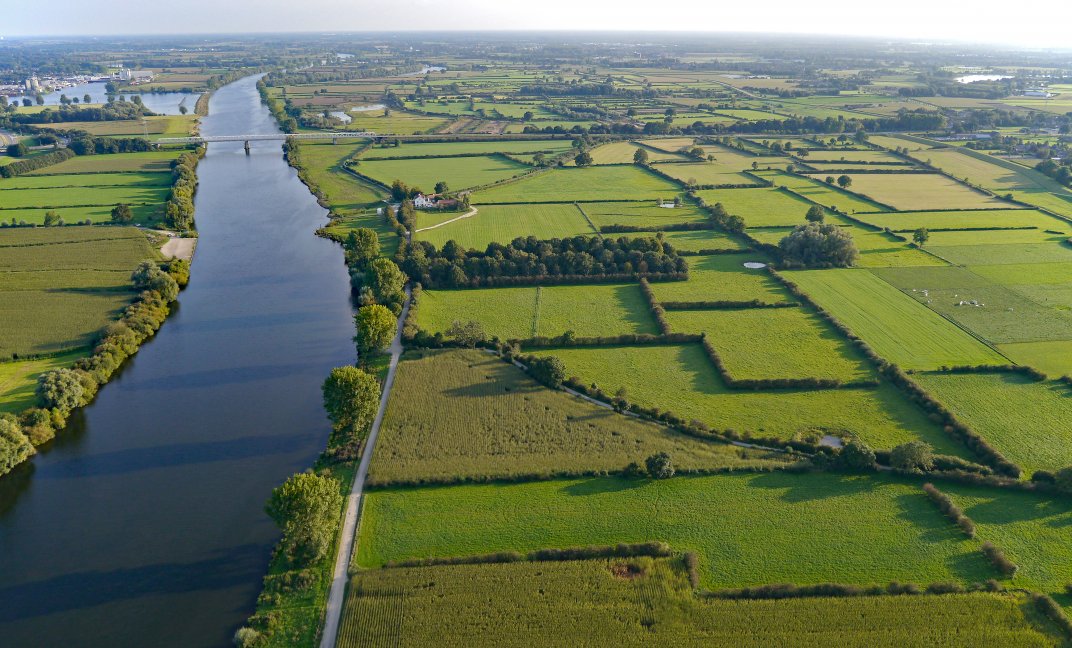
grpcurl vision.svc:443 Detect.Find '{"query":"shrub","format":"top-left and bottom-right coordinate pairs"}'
top-left (645, 452), bottom-right (675, 479)
top-left (166, 258), bottom-right (190, 288)
top-left (131, 260), bottom-right (179, 302)
top-left (779, 222), bottom-right (859, 268)
top-left (890, 441), bottom-right (934, 472)
top-left (446, 320), bottom-right (486, 348)
top-left (1054, 466), bottom-right (1072, 493)
top-left (526, 355), bottom-right (566, 389)
top-left (922, 482), bottom-right (976, 538)
top-left (981, 541), bottom-right (1017, 577)
top-left (35, 368), bottom-right (84, 412)
top-left (232, 627), bottom-right (261, 648)
top-left (836, 440), bottom-right (877, 471)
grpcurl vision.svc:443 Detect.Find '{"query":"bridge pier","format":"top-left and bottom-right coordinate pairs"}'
top-left (332, 137), bottom-right (338, 145)
top-left (244, 140), bottom-right (250, 155)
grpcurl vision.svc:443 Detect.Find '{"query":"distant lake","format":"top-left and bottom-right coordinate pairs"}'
top-left (8, 81), bottom-right (202, 115)
top-left (955, 74), bottom-right (1013, 84)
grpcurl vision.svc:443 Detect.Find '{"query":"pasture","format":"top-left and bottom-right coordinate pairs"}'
top-left (367, 349), bottom-right (787, 483)
top-left (338, 559), bottom-right (1059, 647)
top-left (360, 139), bottom-right (574, 159)
top-left (656, 163), bottom-right (764, 187)
top-left (0, 226), bottom-right (153, 359)
top-left (474, 166), bottom-right (683, 203)
top-left (663, 307), bottom-right (875, 382)
top-left (630, 229), bottom-right (747, 252)
top-left (587, 141), bottom-right (684, 164)
top-left (915, 373), bottom-right (1072, 475)
top-left (580, 201), bottom-right (708, 228)
top-left (417, 203), bottom-right (595, 249)
top-left (783, 269), bottom-right (1006, 369)
top-left (355, 155), bottom-right (528, 191)
top-left (998, 340), bottom-right (1072, 378)
top-left (0, 350), bottom-right (86, 414)
top-left (24, 150), bottom-right (182, 174)
top-left (761, 171), bottom-right (893, 213)
top-left (533, 344), bottom-right (962, 452)
top-left (356, 472), bottom-right (991, 587)
top-left (852, 209), bottom-right (1064, 232)
top-left (696, 187), bottom-right (825, 227)
top-left (649, 254), bottom-right (793, 304)
top-left (0, 184), bottom-right (170, 210)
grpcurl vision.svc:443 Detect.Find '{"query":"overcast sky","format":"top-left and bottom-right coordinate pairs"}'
top-left (4, 0), bottom-right (1069, 50)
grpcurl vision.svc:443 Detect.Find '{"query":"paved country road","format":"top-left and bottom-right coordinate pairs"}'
top-left (319, 286), bottom-right (412, 648)
top-left (0, 130), bottom-right (16, 147)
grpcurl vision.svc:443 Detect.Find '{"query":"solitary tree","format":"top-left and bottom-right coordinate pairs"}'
top-left (434, 180), bottom-right (449, 194)
top-left (83, 93), bottom-right (92, 104)
top-left (446, 320), bottom-right (485, 347)
top-left (43, 210), bottom-right (59, 227)
top-left (805, 205), bottom-right (825, 223)
top-left (265, 472), bottom-right (343, 564)
top-left (837, 175), bottom-right (853, 188)
top-left (344, 228), bottom-right (380, 268)
top-left (633, 147), bottom-right (649, 165)
top-left (178, 105), bottom-right (188, 115)
top-left (574, 150), bottom-right (593, 167)
top-left (321, 366), bottom-right (380, 438)
top-left (891, 441), bottom-right (935, 472)
top-left (354, 304), bottom-right (396, 355)
top-left (111, 203), bottom-right (133, 223)
top-left (913, 227), bottom-right (930, 248)
top-left (837, 440), bottom-right (877, 471)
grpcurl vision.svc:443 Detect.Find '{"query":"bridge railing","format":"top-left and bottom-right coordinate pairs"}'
top-left (155, 132), bottom-right (378, 144)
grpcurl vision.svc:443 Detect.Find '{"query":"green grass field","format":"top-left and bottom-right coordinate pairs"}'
top-left (656, 163), bottom-right (764, 187)
top-left (649, 254), bottom-right (793, 304)
top-left (784, 269), bottom-right (1007, 369)
top-left (696, 187), bottom-right (822, 227)
top-left (355, 155), bottom-right (529, 191)
top-left (914, 373), bottom-right (1072, 475)
top-left (761, 171), bottom-right (892, 213)
top-left (1, 172), bottom-right (172, 190)
top-left (533, 344), bottom-right (962, 451)
top-left (368, 349), bottom-right (789, 483)
top-left (946, 484), bottom-right (1072, 603)
top-left (415, 283), bottom-right (657, 339)
top-left (338, 559), bottom-right (1060, 647)
top-left (664, 307), bottom-right (875, 382)
top-left (852, 209), bottom-right (1065, 232)
top-left (0, 226), bottom-right (153, 359)
top-left (474, 166), bottom-right (683, 203)
top-left (587, 141), bottom-right (684, 164)
top-left (928, 242), bottom-right (1072, 266)
top-left (416, 203), bottom-right (595, 249)
top-left (0, 350), bottom-right (87, 414)
top-left (357, 472), bottom-right (991, 587)
top-left (998, 340), bottom-right (1072, 378)
top-left (0, 184), bottom-right (170, 210)
top-left (580, 201), bottom-right (707, 228)
top-left (627, 229), bottom-right (748, 252)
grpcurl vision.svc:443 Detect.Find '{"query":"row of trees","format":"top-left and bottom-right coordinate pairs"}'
top-left (398, 235), bottom-right (688, 288)
top-left (0, 260), bottom-right (185, 478)
top-left (165, 151), bottom-right (199, 230)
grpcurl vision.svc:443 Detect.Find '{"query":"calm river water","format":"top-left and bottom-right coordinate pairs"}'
top-left (0, 75), bottom-right (356, 647)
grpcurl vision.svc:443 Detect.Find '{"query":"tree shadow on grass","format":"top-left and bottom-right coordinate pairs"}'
top-left (745, 470), bottom-right (879, 503)
top-left (560, 475), bottom-right (647, 497)
top-left (959, 491), bottom-right (1072, 527)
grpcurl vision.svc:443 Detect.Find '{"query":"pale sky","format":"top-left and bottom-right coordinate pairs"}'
top-left (3, 0), bottom-right (1070, 50)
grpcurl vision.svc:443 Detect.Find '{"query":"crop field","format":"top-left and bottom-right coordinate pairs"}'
top-left (783, 269), bottom-right (1006, 369)
top-left (338, 559), bottom-right (1059, 647)
top-left (474, 166), bottom-right (683, 203)
top-left (24, 150), bottom-right (183, 174)
top-left (417, 203), bottom-right (595, 249)
top-left (360, 139), bottom-right (574, 159)
top-left (0, 204), bottom-right (158, 226)
top-left (367, 350), bottom-right (787, 483)
top-left (649, 254), bottom-right (794, 304)
top-left (580, 201), bottom-right (707, 228)
top-left (808, 173), bottom-right (1005, 211)
top-left (532, 344), bottom-right (961, 452)
top-left (636, 137), bottom-right (696, 153)
top-left (357, 472), bottom-right (990, 586)
top-left (655, 163), bottom-right (764, 187)
top-left (873, 265), bottom-right (1072, 345)
top-left (852, 209), bottom-right (1064, 232)
top-left (1, 172), bottom-right (172, 190)
top-left (802, 150), bottom-right (907, 163)
top-left (696, 187), bottom-right (824, 227)
top-left (663, 307), bottom-right (874, 382)
top-left (354, 155), bottom-right (528, 191)
top-left (946, 484), bottom-right (1072, 601)
top-left (914, 148), bottom-right (1070, 196)
top-left (758, 171), bottom-right (893, 213)
top-left (0, 226), bottom-right (153, 359)
top-left (38, 115), bottom-right (197, 138)
top-left (915, 373), bottom-right (1072, 475)
top-left (415, 283), bottom-right (657, 339)
top-left (0, 350), bottom-right (86, 414)
top-left (341, 110), bottom-right (450, 134)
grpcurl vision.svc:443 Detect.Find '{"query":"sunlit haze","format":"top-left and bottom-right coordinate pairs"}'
top-left (5, 0), bottom-right (1070, 49)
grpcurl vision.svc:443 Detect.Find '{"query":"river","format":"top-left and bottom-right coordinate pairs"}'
top-left (8, 81), bottom-right (201, 115)
top-left (0, 75), bottom-right (356, 647)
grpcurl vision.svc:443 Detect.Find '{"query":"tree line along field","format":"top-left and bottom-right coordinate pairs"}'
top-left (337, 559), bottom-right (1064, 647)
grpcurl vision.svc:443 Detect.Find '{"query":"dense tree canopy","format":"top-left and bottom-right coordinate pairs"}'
top-left (265, 472), bottom-right (343, 565)
top-left (779, 222), bottom-right (858, 268)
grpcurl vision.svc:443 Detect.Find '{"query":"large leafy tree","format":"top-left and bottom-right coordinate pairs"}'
top-left (322, 366), bottom-right (380, 438)
top-left (779, 222), bottom-right (859, 268)
top-left (354, 304), bottom-right (396, 355)
top-left (265, 472), bottom-right (343, 564)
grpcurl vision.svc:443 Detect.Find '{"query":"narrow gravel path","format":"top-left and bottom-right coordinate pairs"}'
top-left (319, 286), bottom-right (411, 648)
top-left (413, 206), bottom-right (478, 232)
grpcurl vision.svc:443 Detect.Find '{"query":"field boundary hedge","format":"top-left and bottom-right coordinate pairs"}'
top-left (0, 148), bottom-right (76, 178)
top-left (382, 542), bottom-right (673, 569)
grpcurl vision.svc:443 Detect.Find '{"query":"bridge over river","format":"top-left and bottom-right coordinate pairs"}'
top-left (155, 131), bottom-right (572, 152)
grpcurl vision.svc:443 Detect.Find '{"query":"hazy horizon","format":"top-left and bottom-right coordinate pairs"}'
top-left (3, 0), bottom-right (1070, 51)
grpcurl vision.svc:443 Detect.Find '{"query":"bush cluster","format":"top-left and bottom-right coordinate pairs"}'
top-left (521, 332), bottom-right (701, 348)
top-left (661, 299), bottom-right (796, 310)
top-left (922, 483), bottom-right (976, 538)
top-left (939, 363), bottom-right (1048, 381)
top-left (638, 278), bottom-right (670, 334)
top-left (67, 133), bottom-right (153, 155)
top-left (0, 148), bottom-right (75, 177)
top-left (1033, 594), bottom-right (1072, 640)
top-left (981, 542), bottom-right (1018, 577)
top-left (707, 579), bottom-right (1000, 600)
top-left (399, 235), bottom-right (688, 289)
